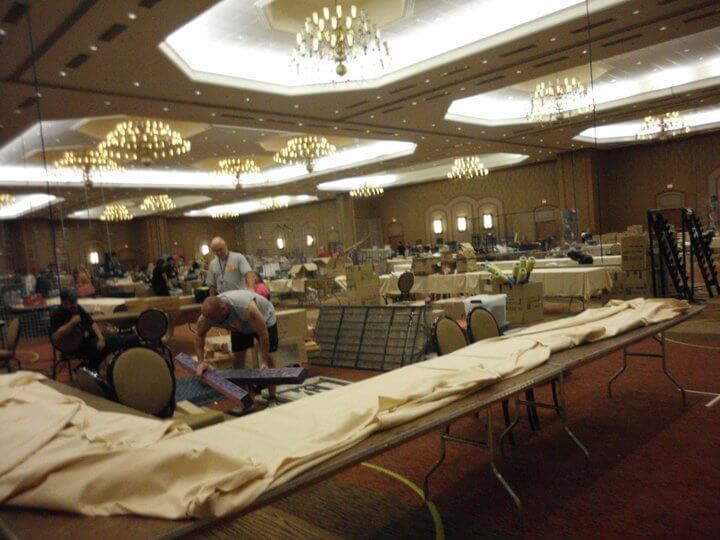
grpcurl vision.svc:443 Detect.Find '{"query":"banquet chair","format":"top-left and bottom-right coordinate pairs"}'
top-left (107, 346), bottom-right (224, 428)
top-left (397, 271), bottom-right (415, 302)
top-left (49, 324), bottom-right (84, 380)
top-left (135, 309), bottom-right (171, 357)
top-left (0, 318), bottom-right (22, 372)
top-left (425, 316), bottom-right (521, 511)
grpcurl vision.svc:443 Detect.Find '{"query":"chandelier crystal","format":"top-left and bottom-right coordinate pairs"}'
top-left (527, 77), bottom-right (593, 122)
top-left (260, 196), bottom-right (290, 211)
top-left (215, 158), bottom-right (262, 188)
top-left (0, 194), bottom-right (16, 208)
top-left (350, 183), bottom-right (384, 198)
top-left (99, 203), bottom-right (133, 222)
top-left (211, 211), bottom-right (240, 219)
top-left (447, 156), bottom-right (489, 180)
top-left (53, 149), bottom-right (122, 188)
top-left (636, 111), bottom-right (691, 141)
top-left (291, 4), bottom-right (390, 78)
top-left (140, 194), bottom-right (176, 212)
top-left (274, 136), bottom-right (336, 173)
top-left (99, 120), bottom-right (191, 165)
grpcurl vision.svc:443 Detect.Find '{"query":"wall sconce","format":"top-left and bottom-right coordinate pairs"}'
top-left (306, 234), bottom-right (315, 247)
top-left (88, 251), bottom-right (100, 264)
top-left (200, 244), bottom-right (210, 256)
top-left (456, 216), bottom-right (468, 232)
top-left (482, 213), bottom-right (494, 230)
top-left (276, 237), bottom-right (285, 250)
top-left (432, 219), bottom-right (443, 235)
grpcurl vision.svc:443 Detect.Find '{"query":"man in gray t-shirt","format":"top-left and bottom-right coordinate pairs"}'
top-left (205, 236), bottom-right (253, 294)
top-left (195, 290), bottom-right (278, 375)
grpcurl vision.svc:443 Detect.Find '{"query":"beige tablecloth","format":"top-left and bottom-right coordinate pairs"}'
top-left (0, 299), bottom-right (688, 519)
top-left (10, 297), bottom-right (126, 314)
top-left (491, 255), bottom-right (621, 271)
top-left (267, 277), bottom-right (347, 294)
top-left (380, 267), bottom-right (613, 300)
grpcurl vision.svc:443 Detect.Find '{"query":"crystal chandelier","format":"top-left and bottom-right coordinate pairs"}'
top-left (447, 156), bottom-right (489, 180)
top-left (350, 183), bottom-right (384, 198)
top-left (0, 194), bottom-right (16, 208)
top-left (215, 158), bottom-right (262, 188)
top-left (99, 203), bottom-right (134, 222)
top-left (636, 111), bottom-right (691, 141)
top-left (291, 4), bottom-right (390, 78)
top-left (99, 120), bottom-right (191, 165)
top-left (274, 136), bottom-right (336, 173)
top-left (211, 209), bottom-right (240, 219)
top-left (53, 149), bottom-right (122, 188)
top-left (527, 77), bottom-right (593, 122)
top-left (260, 196), bottom-right (290, 211)
top-left (140, 194), bottom-right (175, 212)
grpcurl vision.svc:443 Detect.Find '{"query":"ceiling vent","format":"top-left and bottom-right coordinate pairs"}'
top-left (66, 53), bottom-right (90, 68)
top-left (138, 0), bottom-right (162, 7)
top-left (570, 17), bottom-right (615, 34)
top-left (388, 84), bottom-right (416, 94)
top-left (17, 96), bottom-right (39, 110)
top-left (425, 92), bottom-right (450, 102)
top-left (602, 33), bottom-right (642, 47)
top-left (474, 74), bottom-right (505, 86)
top-left (683, 10), bottom-right (720, 24)
top-left (499, 44), bottom-right (537, 58)
top-left (347, 99), bottom-right (369, 109)
top-left (2, 2), bottom-right (28, 24)
top-left (97, 23), bottom-right (128, 42)
top-left (533, 56), bottom-right (569, 68)
top-left (381, 106), bottom-right (404, 114)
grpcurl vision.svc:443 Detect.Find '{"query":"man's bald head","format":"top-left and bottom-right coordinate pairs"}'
top-left (202, 295), bottom-right (229, 324)
top-left (210, 236), bottom-right (228, 259)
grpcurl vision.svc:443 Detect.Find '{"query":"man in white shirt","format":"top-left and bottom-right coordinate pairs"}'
top-left (205, 236), bottom-right (253, 295)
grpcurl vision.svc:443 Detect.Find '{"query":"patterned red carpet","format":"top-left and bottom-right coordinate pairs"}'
top-left (11, 308), bottom-right (720, 539)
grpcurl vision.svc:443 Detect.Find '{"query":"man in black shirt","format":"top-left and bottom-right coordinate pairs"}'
top-left (50, 289), bottom-right (139, 370)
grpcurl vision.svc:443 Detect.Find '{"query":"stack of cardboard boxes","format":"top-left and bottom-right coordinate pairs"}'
top-left (345, 263), bottom-right (382, 305)
top-left (483, 281), bottom-right (544, 325)
top-left (613, 228), bottom-right (652, 298)
top-left (412, 256), bottom-right (435, 275)
top-left (455, 242), bottom-right (477, 273)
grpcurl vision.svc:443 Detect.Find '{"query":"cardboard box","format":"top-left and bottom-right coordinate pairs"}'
top-left (621, 235), bottom-right (649, 271)
top-left (490, 281), bottom-right (543, 325)
top-left (459, 242), bottom-right (476, 259)
top-left (276, 308), bottom-right (309, 340)
top-left (345, 263), bottom-right (382, 305)
top-left (455, 256), bottom-right (477, 273)
top-left (432, 298), bottom-right (466, 321)
top-left (610, 269), bottom-right (653, 299)
top-left (412, 257), bottom-right (435, 275)
top-left (289, 263), bottom-right (318, 278)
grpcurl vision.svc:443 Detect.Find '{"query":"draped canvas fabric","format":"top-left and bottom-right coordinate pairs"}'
top-left (0, 298), bottom-right (688, 519)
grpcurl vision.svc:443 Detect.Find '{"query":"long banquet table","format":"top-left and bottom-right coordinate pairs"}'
top-left (0, 304), bottom-right (703, 539)
top-left (375, 267), bottom-right (613, 300)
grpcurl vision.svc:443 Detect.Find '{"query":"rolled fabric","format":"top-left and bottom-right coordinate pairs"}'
top-left (512, 262), bottom-right (521, 280)
top-left (519, 256), bottom-right (527, 270)
top-left (526, 257), bottom-right (536, 273)
top-left (518, 268), bottom-right (528, 284)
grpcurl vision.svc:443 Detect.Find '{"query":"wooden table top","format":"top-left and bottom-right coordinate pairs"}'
top-left (0, 305), bottom-right (704, 539)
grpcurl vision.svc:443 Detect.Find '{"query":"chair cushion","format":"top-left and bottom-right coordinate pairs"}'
top-left (469, 308), bottom-right (500, 343)
top-left (435, 318), bottom-right (468, 355)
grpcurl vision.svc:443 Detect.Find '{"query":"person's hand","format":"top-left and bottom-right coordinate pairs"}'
top-left (96, 337), bottom-right (106, 351)
top-left (260, 356), bottom-right (271, 370)
top-left (70, 314), bottom-right (82, 326)
top-left (196, 361), bottom-right (209, 376)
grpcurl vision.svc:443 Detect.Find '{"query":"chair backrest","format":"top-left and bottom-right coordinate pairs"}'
top-left (432, 316), bottom-right (468, 356)
top-left (5, 318), bottom-right (21, 352)
top-left (397, 272), bottom-right (414, 296)
top-left (113, 303), bottom-right (136, 331)
top-left (135, 309), bottom-right (169, 342)
top-left (108, 346), bottom-right (175, 417)
top-left (50, 324), bottom-right (84, 355)
top-left (76, 366), bottom-right (110, 398)
top-left (467, 306), bottom-right (500, 343)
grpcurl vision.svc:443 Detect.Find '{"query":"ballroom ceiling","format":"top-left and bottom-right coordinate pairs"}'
top-left (0, 0), bottom-right (719, 219)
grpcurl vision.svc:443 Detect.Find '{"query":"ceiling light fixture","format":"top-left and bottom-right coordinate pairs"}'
top-left (290, 4), bottom-right (390, 78)
top-left (0, 194), bottom-right (16, 209)
top-left (53, 148), bottom-right (123, 188)
top-left (260, 196), bottom-right (290, 210)
top-left (527, 77), bottom-right (593, 122)
top-left (99, 119), bottom-right (191, 166)
top-left (447, 156), bottom-right (489, 180)
top-left (211, 209), bottom-right (240, 219)
top-left (350, 182), bottom-right (384, 198)
top-left (100, 203), bottom-right (133, 222)
top-left (140, 194), bottom-right (176, 212)
top-left (214, 157), bottom-right (262, 188)
top-left (636, 111), bottom-right (691, 141)
top-left (273, 135), bottom-right (335, 173)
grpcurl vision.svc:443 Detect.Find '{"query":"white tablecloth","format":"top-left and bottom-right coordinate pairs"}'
top-left (11, 297), bottom-right (126, 314)
top-left (490, 255), bottom-right (621, 271)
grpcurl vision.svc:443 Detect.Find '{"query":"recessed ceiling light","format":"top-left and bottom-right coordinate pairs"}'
top-left (163, 106), bottom-right (169, 112)
top-left (412, 101), bottom-right (417, 106)
top-left (293, 104), bottom-right (299, 108)
top-left (211, 112), bottom-right (217, 117)
top-left (457, 127), bottom-right (461, 131)
top-left (376, 95), bottom-right (381, 99)
top-left (550, 37), bottom-right (556, 42)
top-left (333, 126), bottom-right (338, 130)
top-left (195, 90), bottom-right (202, 95)
top-left (298, 122), bottom-right (303, 126)
top-left (636, 61), bottom-right (642, 65)
top-left (460, 87), bottom-right (465, 91)
top-left (431, 123), bottom-right (436, 127)
top-left (133, 81), bottom-right (140, 87)
top-left (127, 12), bottom-right (137, 20)
top-left (424, 79), bottom-right (430, 83)
top-left (258, 118), bottom-right (264, 122)
top-left (581, 50), bottom-right (587, 54)
top-left (482, 60), bottom-right (488, 64)
top-left (516, 70), bottom-right (522, 74)
top-left (245, 97), bottom-right (250, 102)
top-left (14, 109), bottom-right (21, 115)
top-left (104, 100), bottom-right (111, 105)
top-left (89, 44), bottom-right (98, 51)
top-left (659, 26), bottom-right (667, 31)
top-left (632, 9), bottom-right (640, 15)
top-left (370, 114), bottom-right (374, 119)
top-left (0, 28), bottom-right (6, 36)
top-left (402, 119), bottom-right (407, 123)
top-left (59, 70), bottom-right (67, 77)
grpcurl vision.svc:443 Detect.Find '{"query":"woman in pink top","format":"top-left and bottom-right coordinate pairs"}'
top-left (248, 271), bottom-right (270, 299)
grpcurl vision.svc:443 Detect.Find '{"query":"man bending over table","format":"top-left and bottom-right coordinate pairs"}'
top-left (195, 289), bottom-right (279, 407)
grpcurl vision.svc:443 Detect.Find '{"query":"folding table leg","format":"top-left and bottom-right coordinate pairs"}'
top-left (607, 348), bottom-right (628, 397)
top-left (423, 424), bottom-right (449, 501)
top-left (487, 408), bottom-right (522, 513)
top-left (659, 332), bottom-right (686, 407)
top-left (558, 372), bottom-right (590, 467)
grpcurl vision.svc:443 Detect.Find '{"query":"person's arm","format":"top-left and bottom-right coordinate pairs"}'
top-left (91, 321), bottom-right (105, 350)
top-left (247, 302), bottom-right (271, 369)
top-left (205, 263), bottom-right (218, 295)
top-left (239, 255), bottom-right (254, 290)
top-left (51, 314), bottom-right (82, 343)
top-left (194, 316), bottom-right (212, 375)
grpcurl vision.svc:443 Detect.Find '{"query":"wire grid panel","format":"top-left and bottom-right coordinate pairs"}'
top-left (315, 306), bottom-right (430, 370)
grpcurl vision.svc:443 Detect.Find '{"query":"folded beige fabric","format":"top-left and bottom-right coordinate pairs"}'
top-left (0, 298), bottom-right (689, 519)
